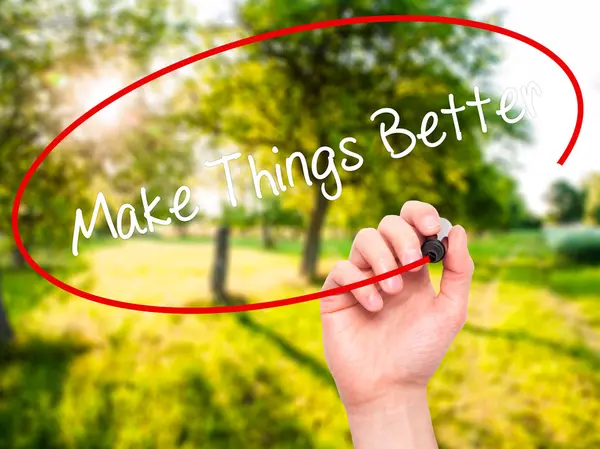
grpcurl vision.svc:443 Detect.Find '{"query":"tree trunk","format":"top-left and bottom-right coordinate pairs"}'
top-left (262, 223), bottom-right (275, 249)
top-left (0, 272), bottom-right (13, 343)
top-left (301, 184), bottom-right (330, 280)
top-left (176, 225), bottom-right (189, 238)
top-left (211, 226), bottom-right (230, 302)
top-left (12, 244), bottom-right (27, 269)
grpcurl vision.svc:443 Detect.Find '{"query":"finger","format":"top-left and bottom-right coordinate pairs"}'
top-left (378, 215), bottom-right (425, 272)
top-left (321, 260), bottom-right (383, 314)
top-left (348, 228), bottom-right (403, 295)
top-left (437, 225), bottom-right (475, 320)
top-left (400, 200), bottom-right (441, 238)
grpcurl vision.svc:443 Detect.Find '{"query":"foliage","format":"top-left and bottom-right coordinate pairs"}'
top-left (261, 196), bottom-right (304, 229)
top-left (0, 0), bottom-right (195, 254)
top-left (583, 172), bottom-right (600, 225)
top-left (181, 0), bottom-right (527, 276)
top-left (0, 0), bottom-right (84, 249)
top-left (222, 203), bottom-right (258, 228)
top-left (545, 179), bottom-right (586, 224)
top-left (546, 226), bottom-right (600, 265)
top-left (100, 115), bottom-right (198, 224)
top-left (555, 233), bottom-right (600, 264)
top-left (220, 197), bottom-right (304, 230)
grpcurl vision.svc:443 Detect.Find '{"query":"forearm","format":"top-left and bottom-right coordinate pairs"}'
top-left (346, 387), bottom-right (438, 449)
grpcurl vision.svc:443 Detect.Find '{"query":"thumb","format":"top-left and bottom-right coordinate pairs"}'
top-left (436, 225), bottom-right (475, 321)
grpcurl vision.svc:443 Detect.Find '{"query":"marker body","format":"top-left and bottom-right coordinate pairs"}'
top-left (421, 218), bottom-right (452, 263)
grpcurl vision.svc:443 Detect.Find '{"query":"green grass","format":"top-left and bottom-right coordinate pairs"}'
top-left (1, 231), bottom-right (600, 448)
top-left (152, 232), bottom-right (354, 259)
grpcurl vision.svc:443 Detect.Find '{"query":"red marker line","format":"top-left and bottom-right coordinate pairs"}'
top-left (11, 15), bottom-right (583, 314)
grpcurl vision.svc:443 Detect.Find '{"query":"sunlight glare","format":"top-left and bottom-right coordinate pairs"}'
top-left (67, 70), bottom-right (136, 137)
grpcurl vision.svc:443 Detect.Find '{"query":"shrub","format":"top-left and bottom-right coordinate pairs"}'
top-left (548, 227), bottom-right (600, 264)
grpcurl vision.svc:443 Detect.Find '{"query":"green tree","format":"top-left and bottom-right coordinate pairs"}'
top-left (185, 0), bottom-right (524, 279)
top-left (0, 0), bottom-right (81, 264)
top-left (546, 179), bottom-right (585, 224)
top-left (459, 162), bottom-right (540, 231)
top-left (583, 173), bottom-right (600, 225)
top-left (101, 114), bottom-right (197, 228)
top-left (2, 0), bottom-right (194, 257)
top-left (0, 0), bottom-right (194, 341)
top-left (259, 196), bottom-right (305, 248)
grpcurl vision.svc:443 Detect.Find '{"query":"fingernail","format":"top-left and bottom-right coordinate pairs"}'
top-left (422, 216), bottom-right (439, 230)
top-left (369, 292), bottom-right (383, 311)
top-left (402, 249), bottom-right (422, 266)
top-left (384, 275), bottom-right (402, 292)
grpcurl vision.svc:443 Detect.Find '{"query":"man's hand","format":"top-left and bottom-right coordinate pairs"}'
top-left (321, 201), bottom-right (474, 448)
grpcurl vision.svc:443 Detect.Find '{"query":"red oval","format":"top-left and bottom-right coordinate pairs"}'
top-left (12, 15), bottom-right (584, 314)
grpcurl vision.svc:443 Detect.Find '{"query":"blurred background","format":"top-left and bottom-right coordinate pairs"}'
top-left (2, 0), bottom-right (600, 448)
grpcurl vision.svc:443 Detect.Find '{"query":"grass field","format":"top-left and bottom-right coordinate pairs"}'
top-left (1, 231), bottom-right (600, 449)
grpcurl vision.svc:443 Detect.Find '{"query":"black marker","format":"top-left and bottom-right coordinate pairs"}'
top-left (421, 218), bottom-right (452, 263)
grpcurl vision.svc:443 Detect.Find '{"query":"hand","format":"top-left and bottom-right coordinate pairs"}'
top-left (321, 201), bottom-right (474, 448)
